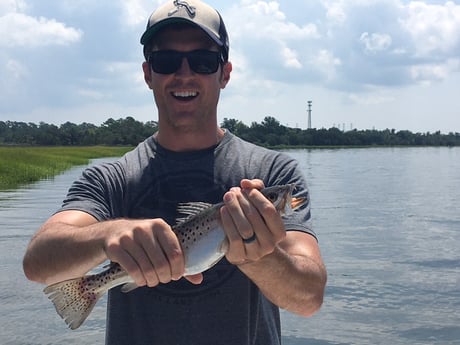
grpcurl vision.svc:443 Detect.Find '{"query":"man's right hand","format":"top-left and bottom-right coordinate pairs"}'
top-left (23, 210), bottom-right (203, 286)
top-left (104, 218), bottom-right (203, 287)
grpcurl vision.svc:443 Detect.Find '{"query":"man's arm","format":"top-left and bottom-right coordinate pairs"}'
top-left (238, 231), bottom-right (326, 317)
top-left (23, 211), bottom-right (107, 285)
top-left (220, 179), bottom-right (327, 317)
top-left (23, 210), bottom-right (200, 286)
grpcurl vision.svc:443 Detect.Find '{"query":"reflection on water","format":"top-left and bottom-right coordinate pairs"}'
top-left (1, 149), bottom-right (460, 345)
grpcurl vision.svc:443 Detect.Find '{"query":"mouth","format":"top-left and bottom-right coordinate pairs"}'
top-left (172, 91), bottom-right (199, 101)
top-left (291, 197), bottom-right (305, 209)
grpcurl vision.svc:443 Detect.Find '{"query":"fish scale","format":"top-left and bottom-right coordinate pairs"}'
top-left (175, 203), bottom-right (222, 250)
top-left (43, 184), bottom-right (306, 329)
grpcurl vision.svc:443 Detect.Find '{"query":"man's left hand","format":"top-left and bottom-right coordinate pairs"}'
top-left (220, 179), bottom-right (286, 265)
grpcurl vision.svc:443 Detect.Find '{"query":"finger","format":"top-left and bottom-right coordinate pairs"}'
top-left (244, 188), bottom-right (286, 243)
top-left (236, 191), bottom-right (267, 236)
top-left (185, 273), bottom-right (203, 285)
top-left (140, 238), bottom-right (171, 285)
top-left (135, 221), bottom-right (184, 284)
top-left (240, 178), bottom-right (264, 190)
top-left (220, 204), bottom-right (246, 263)
top-left (108, 249), bottom-right (147, 287)
top-left (106, 235), bottom-right (151, 287)
top-left (129, 229), bottom-right (163, 286)
top-left (154, 226), bottom-right (185, 281)
top-left (229, 188), bottom-right (274, 253)
top-left (223, 190), bottom-right (255, 241)
top-left (223, 189), bottom-right (275, 262)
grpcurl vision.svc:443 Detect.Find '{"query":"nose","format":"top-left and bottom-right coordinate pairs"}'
top-left (176, 57), bottom-right (193, 76)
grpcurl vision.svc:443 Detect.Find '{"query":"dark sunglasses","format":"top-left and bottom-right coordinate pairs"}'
top-left (148, 50), bottom-right (224, 75)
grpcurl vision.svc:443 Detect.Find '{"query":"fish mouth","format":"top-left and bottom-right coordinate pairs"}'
top-left (291, 197), bottom-right (306, 210)
top-left (287, 184), bottom-right (306, 210)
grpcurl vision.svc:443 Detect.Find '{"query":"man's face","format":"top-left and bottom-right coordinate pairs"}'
top-left (143, 26), bottom-right (231, 133)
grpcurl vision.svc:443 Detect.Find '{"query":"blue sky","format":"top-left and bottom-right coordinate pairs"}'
top-left (1, 0), bottom-right (459, 133)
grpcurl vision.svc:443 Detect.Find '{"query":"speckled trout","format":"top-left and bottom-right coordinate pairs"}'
top-left (43, 184), bottom-right (306, 330)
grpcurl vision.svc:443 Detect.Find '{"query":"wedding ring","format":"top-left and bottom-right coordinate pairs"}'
top-left (242, 232), bottom-right (257, 244)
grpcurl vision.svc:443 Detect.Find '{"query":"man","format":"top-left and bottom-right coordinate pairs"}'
top-left (23, 1), bottom-right (326, 344)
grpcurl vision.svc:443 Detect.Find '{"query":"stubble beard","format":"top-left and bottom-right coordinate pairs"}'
top-left (165, 110), bottom-right (212, 135)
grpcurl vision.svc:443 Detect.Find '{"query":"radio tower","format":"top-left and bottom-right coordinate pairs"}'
top-left (307, 101), bottom-right (312, 129)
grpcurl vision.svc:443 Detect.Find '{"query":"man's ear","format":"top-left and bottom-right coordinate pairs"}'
top-left (220, 61), bottom-right (232, 89)
top-left (142, 61), bottom-right (154, 90)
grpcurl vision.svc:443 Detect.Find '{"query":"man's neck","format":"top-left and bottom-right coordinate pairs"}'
top-left (154, 127), bottom-right (225, 152)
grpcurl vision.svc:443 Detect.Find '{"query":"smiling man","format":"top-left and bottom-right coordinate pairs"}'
top-left (23, 1), bottom-right (326, 344)
top-left (142, 22), bottom-right (231, 150)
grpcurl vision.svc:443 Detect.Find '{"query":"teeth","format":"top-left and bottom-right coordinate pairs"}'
top-left (173, 91), bottom-right (198, 98)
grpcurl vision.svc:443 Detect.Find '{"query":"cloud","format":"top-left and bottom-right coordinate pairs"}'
top-left (360, 32), bottom-right (392, 54)
top-left (5, 59), bottom-right (27, 79)
top-left (348, 88), bottom-right (395, 106)
top-left (225, 0), bottom-right (321, 87)
top-left (0, 1), bottom-right (85, 113)
top-left (118, 0), bottom-right (151, 27)
top-left (306, 49), bottom-right (342, 84)
top-left (0, 0), bottom-right (28, 15)
top-left (0, 11), bottom-right (82, 48)
top-left (401, 1), bottom-right (460, 57)
top-left (219, 0), bottom-right (460, 116)
top-left (0, 58), bottom-right (26, 100)
top-left (1, 0), bottom-right (459, 133)
top-left (280, 47), bottom-right (302, 69)
top-left (410, 58), bottom-right (460, 85)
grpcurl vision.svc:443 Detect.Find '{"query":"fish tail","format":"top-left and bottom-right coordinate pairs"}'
top-left (43, 276), bottom-right (103, 330)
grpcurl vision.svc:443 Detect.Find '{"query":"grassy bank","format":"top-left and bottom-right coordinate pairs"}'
top-left (0, 146), bottom-right (131, 190)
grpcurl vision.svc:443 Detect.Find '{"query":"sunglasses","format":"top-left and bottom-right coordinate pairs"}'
top-left (148, 50), bottom-right (224, 75)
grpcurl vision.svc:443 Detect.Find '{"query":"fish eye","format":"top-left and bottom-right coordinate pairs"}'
top-left (266, 192), bottom-right (277, 202)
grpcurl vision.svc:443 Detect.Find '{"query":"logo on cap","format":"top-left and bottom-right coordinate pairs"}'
top-left (168, 0), bottom-right (196, 18)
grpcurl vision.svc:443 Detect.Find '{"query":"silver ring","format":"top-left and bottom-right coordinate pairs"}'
top-left (242, 233), bottom-right (257, 244)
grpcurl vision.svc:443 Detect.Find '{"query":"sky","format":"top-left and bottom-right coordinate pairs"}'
top-left (1, 0), bottom-right (459, 133)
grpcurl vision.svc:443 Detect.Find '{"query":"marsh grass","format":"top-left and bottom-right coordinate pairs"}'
top-left (0, 146), bottom-right (131, 190)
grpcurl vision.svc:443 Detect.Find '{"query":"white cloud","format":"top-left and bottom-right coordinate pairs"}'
top-left (310, 49), bottom-right (341, 82)
top-left (348, 89), bottom-right (395, 105)
top-left (5, 59), bottom-right (27, 80)
top-left (410, 58), bottom-right (460, 85)
top-left (224, 0), bottom-right (321, 87)
top-left (0, 0), bottom-right (28, 15)
top-left (401, 1), bottom-right (460, 57)
top-left (105, 61), bottom-right (146, 90)
top-left (314, 0), bottom-right (460, 89)
top-left (322, 0), bottom-right (347, 24)
top-left (228, 1), bottom-right (320, 41)
top-left (119, 0), bottom-right (150, 27)
top-left (0, 57), bottom-right (27, 107)
top-left (1, 0), bottom-right (459, 133)
top-left (0, 12), bottom-right (82, 47)
top-left (77, 89), bottom-right (106, 101)
top-left (281, 47), bottom-right (302, 69)
top-left (0, 57), bottom-right (27, 90)
top-left (360, 32), bottom-right (392, 53)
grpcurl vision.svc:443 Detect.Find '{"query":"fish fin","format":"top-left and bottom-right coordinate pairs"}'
top-left (175, 202), bottom-right (215, 223)
top-left (43, 277), bottom-right (103, 330)
top-left (120, 282), bottom-right (138, 293)
top-left (219, 238), bottom-right (229, 254)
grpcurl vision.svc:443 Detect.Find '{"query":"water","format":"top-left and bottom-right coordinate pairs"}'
top-left (1, 148), bottom-right (459, 344)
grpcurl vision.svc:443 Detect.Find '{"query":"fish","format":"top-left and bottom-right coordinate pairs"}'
top-left (43, 184), bottom-right (306, 330)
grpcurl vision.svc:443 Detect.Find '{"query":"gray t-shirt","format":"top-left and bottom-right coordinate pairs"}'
top-left (59, 131), bottom-right (314, 345)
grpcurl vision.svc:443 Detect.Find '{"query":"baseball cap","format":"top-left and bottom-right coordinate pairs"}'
top-left (140, 0), bottom-right (229, 61)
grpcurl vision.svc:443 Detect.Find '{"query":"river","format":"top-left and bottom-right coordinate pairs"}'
top-left (1, 147), bottom-right (459, 344)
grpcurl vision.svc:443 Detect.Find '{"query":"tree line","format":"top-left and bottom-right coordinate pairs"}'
top-left (1, 116), bottom-right (459, 147)
top-left (0, 117), bottom-right (157, 146)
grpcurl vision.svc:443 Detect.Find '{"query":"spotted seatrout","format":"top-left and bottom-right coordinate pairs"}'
top-left (44, 184), bottom-right (306, 329)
